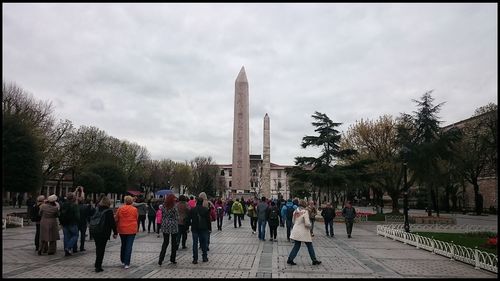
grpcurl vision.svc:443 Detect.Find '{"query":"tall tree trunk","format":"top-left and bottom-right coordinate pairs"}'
top-left (426, 184), bottom-right (433, 217)
top-left (472, 178), bottom-right (482, 215)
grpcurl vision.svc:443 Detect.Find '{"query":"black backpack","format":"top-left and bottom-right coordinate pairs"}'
top-left (286, 206), bottom-right (294, 220)
top-left (89, 209), bottom-right (111, 236)
top-left (269, 208), bottom-right (279, 220)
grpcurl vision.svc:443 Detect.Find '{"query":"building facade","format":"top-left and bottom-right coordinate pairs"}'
top-left (217, 155), bottom-right (292, 200)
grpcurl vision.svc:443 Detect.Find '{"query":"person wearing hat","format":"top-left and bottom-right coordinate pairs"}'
top-left (38, 194), bottom-right (60, 255)
top-left (32, 195), bottom-right (45, 252)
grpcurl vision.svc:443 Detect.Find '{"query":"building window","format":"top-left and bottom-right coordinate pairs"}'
top-left (278, 181), bottom-right (282, 189)
top-left (229, 181), bottom-right (232, 187)
top-left (252, 169), bottom-right (257, 176)
top-left (278, 171), bottom-right (282, 178)
top-left (220, 170), bottom-right (225, 176)
top-left (229, 169), bottom-right (232, 176)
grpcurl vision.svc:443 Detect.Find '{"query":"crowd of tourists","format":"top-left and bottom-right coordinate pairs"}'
top-left (28, 187), bottom-right (358, 272)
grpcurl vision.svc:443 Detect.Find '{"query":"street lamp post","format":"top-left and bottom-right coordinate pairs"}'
top-left (403, 162), bottom-right (410, 233)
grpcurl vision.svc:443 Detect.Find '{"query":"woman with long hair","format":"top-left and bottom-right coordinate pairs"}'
top-left (93, 196), bottom-right (118, 272)
top-left (158, 194), bottom-right (179, 265)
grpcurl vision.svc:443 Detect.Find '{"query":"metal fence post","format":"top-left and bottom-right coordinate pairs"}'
top-left (450, 241), bottom-right (454, 260)
top-left (431, 236), bottom-right (435, 254)
top-left (474, 247), bottom-right (480, 270)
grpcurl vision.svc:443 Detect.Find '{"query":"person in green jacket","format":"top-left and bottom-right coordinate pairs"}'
top-left (246, 200), bottom-right (258, 234)
top-left (231, 198), bottom-right (244, 228)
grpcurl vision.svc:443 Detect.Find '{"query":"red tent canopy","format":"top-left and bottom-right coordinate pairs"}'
top-left (127, 190), bottom-right (143, 196)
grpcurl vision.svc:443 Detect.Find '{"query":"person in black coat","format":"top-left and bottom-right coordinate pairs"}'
top-left (321, 202), bottom-right (336, 237)
top-left (187, 198), bottom-right (211, 264)
top-left (74, 197), bottom-right (92, 252)
top-left (93, 196), bottom-right (118, 273)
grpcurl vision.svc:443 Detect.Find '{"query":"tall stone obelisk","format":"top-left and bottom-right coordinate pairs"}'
top-left (232, 66), bottom-right (250, 192)
top-left (262, 113), bottom-right (271, 198)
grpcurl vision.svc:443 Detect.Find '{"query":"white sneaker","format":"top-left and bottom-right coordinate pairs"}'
top-left (124, 265), bottom-right (129, 269)
top-left (252, 231), bottom-right (256, 234)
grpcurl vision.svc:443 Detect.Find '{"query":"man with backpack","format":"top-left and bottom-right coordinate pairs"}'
top-left (90, 196), bottom-right (117, 272)
top-left (231, 198), bottom-right (243, 228)
top-left (281, 198), bottom-right (297, 242)
top-left (267, 201), bottom-right (280, 241)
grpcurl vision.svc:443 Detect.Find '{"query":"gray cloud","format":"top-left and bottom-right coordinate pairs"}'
top-left (3, 3), bottom-right (497, 165)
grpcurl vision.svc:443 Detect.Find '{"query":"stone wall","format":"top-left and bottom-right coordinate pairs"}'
top-left (463, 177), bottom-right (497, 211)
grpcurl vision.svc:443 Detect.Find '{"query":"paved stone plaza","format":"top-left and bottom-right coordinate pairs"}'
top-left (2, 214), bottom-right (496, 279)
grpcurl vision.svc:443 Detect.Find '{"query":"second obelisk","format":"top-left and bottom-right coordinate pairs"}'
top-left (232, 66), bottom-right (250, 193)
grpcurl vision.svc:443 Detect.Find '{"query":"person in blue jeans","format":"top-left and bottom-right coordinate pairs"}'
top-left (187, 197), bottom-right (211, 263)
top-left (287, 199), bottom-right (322, 266)
top-left (59, 192), bottom-right (80, 256)
top-left (321, 202), bottom-right (336, 237)
top-left (256, 197), bottom-right (269, 241)
top-left (115, 195), bottom-right (138, 269)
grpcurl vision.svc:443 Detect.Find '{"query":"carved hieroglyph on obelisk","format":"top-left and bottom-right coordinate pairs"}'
top-left (262, 113), bottom-right (271, 198)
top-left (232, 66), bottom-right (250, 191)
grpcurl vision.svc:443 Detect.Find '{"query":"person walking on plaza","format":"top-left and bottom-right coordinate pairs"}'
top-left (133, 196), bottom-right (148, 232)
top-left (188, 195), bottom-right (197, 209)
top-left (215, 198), bottom-right (224, 231)
top-left (74, 197), bottom-right (92, 252)
top-left (246, 199), bottom-right (258, 234)
top-left (199, 192), bottom-right (216, 251)
top-left (147, 199), bottom-right (158, 233)
top-left (17, 192), bottom-right (24, 208)
top-left (59, 192), bottom-right (80, 256)
top-left (231, 198), bottom-right (243, 228)
top-left (115, 195), bottom-right (138, 269)
top-left (267, 201), bottom-right (280, 241)
top-left (92, 196), bottom-right (118, 273)
top-left (187, 197), bottom-right (211, 264)
top-left (158, 194), bottom-right (179, 265)
top-left (38, 194), bottom-right (60, 255)
top-left (240, 197), bottom-right (247, 221)
top-left (342, 201), bottom-right (356, 238)
top-left (26, 194), bottom-right (35, 222)
top-left (281, 199), bottom-right (297, 242)
top-left (321, 202), bottom-right (336, 237)
top-left (176, 195), bottom-right (190, 249)
top-left (256, 197), bottom-right (269, 241)
top-left (155, 204), bottom-right (162, 238)
top-left (226, 198), bottom-right (234, 220)
top-left (306, 200), bottom-right (318, 237)
top-left (31, 195), bottom-right (45, 252)
top-left (286, 199), bottom-right (322, 266)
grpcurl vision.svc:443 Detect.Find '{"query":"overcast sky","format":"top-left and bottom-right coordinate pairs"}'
top-left (3, 3), bottom-right (497, 165)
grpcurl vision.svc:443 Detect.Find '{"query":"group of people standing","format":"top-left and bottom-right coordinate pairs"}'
top-left (29, 187), bottom-right (358, 270)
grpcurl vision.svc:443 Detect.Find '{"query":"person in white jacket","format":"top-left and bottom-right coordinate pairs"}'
top-left (286, 199), bottom-right (322, 266)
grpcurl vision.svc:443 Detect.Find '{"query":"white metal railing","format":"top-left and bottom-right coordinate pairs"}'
top-left (5, 215), bottom-right (24, 228)
top-left (377, 224), bottom-right (497, 273)
top-left (389, 223), bottom-right (497, 233)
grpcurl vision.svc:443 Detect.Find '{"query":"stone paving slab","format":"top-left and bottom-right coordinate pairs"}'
top-left (2, 218), bottom-right (497, 278)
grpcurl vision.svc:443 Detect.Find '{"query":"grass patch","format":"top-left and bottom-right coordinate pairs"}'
top-left (414, 231), bottom-right (497, 255)
top-left (367, 213), bottom-right (386, 221)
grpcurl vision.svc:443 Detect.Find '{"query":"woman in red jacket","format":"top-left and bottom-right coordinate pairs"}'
top-left (115, 196), bottom-right (138, 269)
